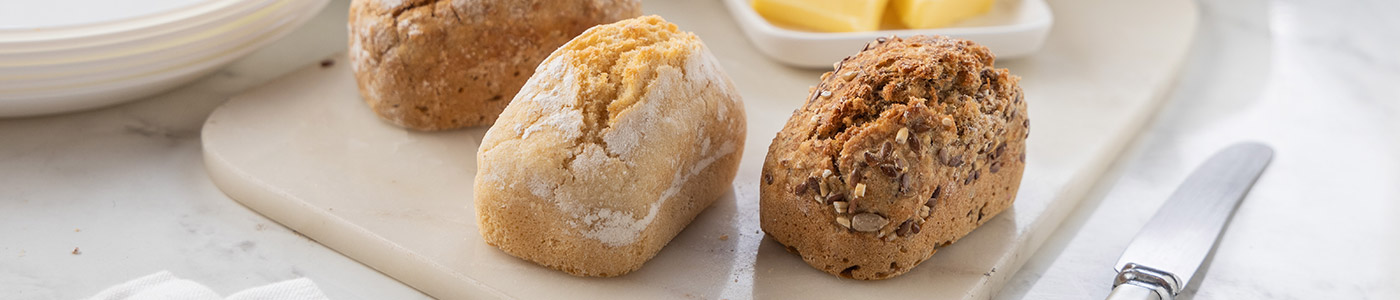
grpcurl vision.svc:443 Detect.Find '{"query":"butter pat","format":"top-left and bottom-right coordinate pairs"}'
top-left (892, 0), bottom-right (993, 29)
top-left (752, 0), bottom-right (890, 32)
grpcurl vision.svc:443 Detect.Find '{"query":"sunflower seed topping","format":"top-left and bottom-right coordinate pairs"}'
top-left (851, 213), bottom-right (888, 232)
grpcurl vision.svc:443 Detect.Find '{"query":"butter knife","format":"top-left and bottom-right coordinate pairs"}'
top-left (1106, 142), bottom-right (1274, 300)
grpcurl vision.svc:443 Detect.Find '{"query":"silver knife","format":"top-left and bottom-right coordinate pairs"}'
top-left (1106, 142), bottom-right (1274, 300)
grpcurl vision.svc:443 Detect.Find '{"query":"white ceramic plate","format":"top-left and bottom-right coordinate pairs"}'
top-left (0, 0), bottom-right (252, 46)
top-left (0, 0), bottom-right (209, 30)
top-left (0, 0), bottom-right (277, 60)
top-left (722, 0), bottom-right (1053, 68)
top-left (0, 0), bottom-right (310, 87)
top-left (0, 0), bottom-right (328, 117)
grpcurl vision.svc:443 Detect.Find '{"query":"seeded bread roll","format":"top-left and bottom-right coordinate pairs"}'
top-left (348, 0), bottom-right (641, 130)
top-left (759, 36), bottom-right (1029, 280)
top-left (474, 16), bottom-right (746, 277)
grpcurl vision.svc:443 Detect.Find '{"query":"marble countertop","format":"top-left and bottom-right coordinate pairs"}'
top-left (2, 0), bottom-right (1395, 299)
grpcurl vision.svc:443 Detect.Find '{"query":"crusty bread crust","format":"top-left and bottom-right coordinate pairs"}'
top-left (759, 36), bottom-right (1029, 280)
top-left (474, 16), bottom-right (746, 277)
top-left (348, 0), bottom-right (640, 130)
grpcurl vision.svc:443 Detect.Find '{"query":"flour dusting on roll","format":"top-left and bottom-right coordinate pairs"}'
top-left (474, 16), bottom-right (746, 277)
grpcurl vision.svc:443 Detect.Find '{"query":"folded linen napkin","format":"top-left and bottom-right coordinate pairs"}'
top-left (88, 271), bottom-right (329, 300)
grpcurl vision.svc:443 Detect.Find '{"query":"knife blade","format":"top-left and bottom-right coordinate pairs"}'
top-left (1106, 142), bottom-right (1274, 300)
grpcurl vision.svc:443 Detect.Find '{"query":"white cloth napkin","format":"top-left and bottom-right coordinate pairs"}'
top-left (88, 271), bottom-right (330, 300)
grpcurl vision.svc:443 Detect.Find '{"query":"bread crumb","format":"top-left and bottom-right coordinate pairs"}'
top-left (71, 247), bottom-right (80, 255)
top-left (719, 234), bottom-right (729, 241)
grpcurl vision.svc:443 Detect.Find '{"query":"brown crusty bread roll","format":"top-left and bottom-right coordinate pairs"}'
top-left (759, 35), bottom-right (1029, 280)
top-left (474, 16), bottom-right (747, 277)
top-left (348, 0), bottom-right (641, 130)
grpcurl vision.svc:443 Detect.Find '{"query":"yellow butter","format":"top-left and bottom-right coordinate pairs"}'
top-left (892, 0), bottom-right (994, 29)
top-left (752, 0), bottom-right (890, 32)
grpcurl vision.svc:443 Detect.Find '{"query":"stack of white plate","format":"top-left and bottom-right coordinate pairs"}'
top-left (0, 0), bottom-right (330, 117)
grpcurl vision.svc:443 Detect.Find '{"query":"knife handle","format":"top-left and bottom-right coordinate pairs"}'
top-left (1107, 263), bottom-right (1179, 300)
top-left (1106, 283), bottom-right (1166, 300)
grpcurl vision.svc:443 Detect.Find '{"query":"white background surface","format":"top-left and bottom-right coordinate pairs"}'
top-left (1002, 0), bottom-right (1400, 299)
top-left (1, 0), bottom-right (1396, 299)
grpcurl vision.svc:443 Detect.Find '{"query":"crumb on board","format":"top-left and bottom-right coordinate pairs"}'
top-left (719, 234), bottom-right (729, 241)
top-left (71, 247), bottom-right (80, 255)
top-left (74, 228), bottom-right (80, 232)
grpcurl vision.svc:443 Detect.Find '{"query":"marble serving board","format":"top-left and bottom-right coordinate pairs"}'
top-left (200, 0), bottom-right (1196, 298)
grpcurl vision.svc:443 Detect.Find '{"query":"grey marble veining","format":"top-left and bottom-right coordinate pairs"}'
top-left (2, 0), bottom-right (1396, 299)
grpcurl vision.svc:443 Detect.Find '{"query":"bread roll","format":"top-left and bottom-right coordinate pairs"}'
top-left (474, 16), bottom-right (746, 277)
top-left (759, 35), bottom-right (1029, 280)
top-left (348, 0), bottom-right (641, 130)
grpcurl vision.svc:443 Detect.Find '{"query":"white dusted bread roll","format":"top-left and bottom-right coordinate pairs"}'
top-left (473, 16), bottom-right (746, 277)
